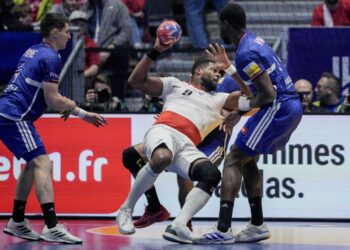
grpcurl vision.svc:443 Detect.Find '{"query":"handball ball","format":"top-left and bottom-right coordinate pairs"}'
top-left (156, 20), bottom-right (182, 45)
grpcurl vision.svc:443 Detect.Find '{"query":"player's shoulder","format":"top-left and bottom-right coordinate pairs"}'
top-left (160, 76), bottom-right (187, 86)
top-left (33, 43), bottom-right (60, 61)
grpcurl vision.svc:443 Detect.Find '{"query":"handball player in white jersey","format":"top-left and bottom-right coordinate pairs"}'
top-left (116, 37), bottom-right (241, 243)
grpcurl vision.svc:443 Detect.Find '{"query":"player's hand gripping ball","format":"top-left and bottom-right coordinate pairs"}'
top-left (156, 20), bottom-right (182, 45)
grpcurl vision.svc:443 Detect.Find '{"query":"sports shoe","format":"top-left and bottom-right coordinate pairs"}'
top-left (199, 225), bottom-right (235, 244)
top-left (134, 205), bottom-right (170, 228)
top-left (3, 218), bottom-right (39, 241)
top-left (117, 207), bottom-right (135, 235)
top-left (235, 222), bottom-right (271, 243)
top-left (40, 223), bottom-right (82, 244)
top-left (163, 224), bottom-right (200, 244)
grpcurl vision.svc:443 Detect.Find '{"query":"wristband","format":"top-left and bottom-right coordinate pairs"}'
top-left (146, 48), bottom-right (161, 61)
top-left (238, 95), bottom-right (251, 112)
top-left (224, 64), bottom-right (237, 75)
top-left (72, 107), bottom-right (87, 119)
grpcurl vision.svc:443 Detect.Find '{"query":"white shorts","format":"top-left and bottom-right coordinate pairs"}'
top-left (143, 124), bottom-right (207, 179)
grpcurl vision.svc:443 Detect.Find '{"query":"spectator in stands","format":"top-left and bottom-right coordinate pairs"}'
top-left (312, 72), bottom-right (345, 112)
top-left (51, 0), bottom-right (81, 18)
top-left (295, 79), bottom-right (314, 113)
top-left (83, 0), bottom-right (131, 101)
top-left (8, 3), bottom-right (35, 31)
top-left (139, 95), bottom-right (163, 112)
top-left (0, 0), bottom-right (16, 30)
top-left (81, 73), bottom-right (123, 111)
top-left (344, 95), bottom-right (350, 112)
top-left (122, 0), bottom-right (150, 47)
top-left (69, 10), bottom-right (100, 87)
top-left (312, 0), bottom-right (350, 26)
top-left (183, 0), bottom-right (229, 49)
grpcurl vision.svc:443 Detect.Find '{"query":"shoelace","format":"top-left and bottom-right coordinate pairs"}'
top-left (120, 209), bottom-right (132, 226)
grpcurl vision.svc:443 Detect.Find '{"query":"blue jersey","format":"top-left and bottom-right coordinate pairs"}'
top-left (234, 32), bottom-right (302, 156)
top-left (198, 76), bottom-right (240, 166)
top-left (235, 32), bottom-right (298, 103)
top-left (0, 42), bottom-right (62, 122)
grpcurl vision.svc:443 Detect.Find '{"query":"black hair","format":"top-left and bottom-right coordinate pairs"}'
top-left (321, 71), bottom-right (341, 97)
top-left (191, 54), bottom-right (216, 75)
top-left (219, 3), bottom-right (246, 30)
top-left (325, 0), bottom-right (339, 5)
top-left (40, 13), bottom-right (69, 38)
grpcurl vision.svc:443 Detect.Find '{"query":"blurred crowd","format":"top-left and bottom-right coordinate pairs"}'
top-left (0, 0), bottom-right (350, 113)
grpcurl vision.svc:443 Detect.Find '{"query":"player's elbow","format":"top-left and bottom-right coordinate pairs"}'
top-left (127, 77), bottom-right (145, 91)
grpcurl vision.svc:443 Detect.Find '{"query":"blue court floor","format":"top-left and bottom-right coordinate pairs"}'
top-left (1, 219), bottom-right (350, 250)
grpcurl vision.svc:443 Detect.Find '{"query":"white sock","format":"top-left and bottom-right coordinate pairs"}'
top-left (172, 187), bottom-right (210, 227)
top-left (123, 163), bottom-right (158, 210)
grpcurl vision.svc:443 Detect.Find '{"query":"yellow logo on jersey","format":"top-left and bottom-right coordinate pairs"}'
top-left (243, 62), bottom-right (261, 78)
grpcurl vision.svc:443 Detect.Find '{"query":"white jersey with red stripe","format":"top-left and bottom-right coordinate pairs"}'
top-left (155, 77), bottom-right (229, 145)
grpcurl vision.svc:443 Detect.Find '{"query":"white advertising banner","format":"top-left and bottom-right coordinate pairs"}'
top-left (132, 115), bottom-right (350, 219)
top-left (1, 114), bottom-right (349, 219)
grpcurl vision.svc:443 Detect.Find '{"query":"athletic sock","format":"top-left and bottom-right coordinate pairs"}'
top-left (217, 200), bottom-right (234, 233)
top-left (144, 187), bottom-right (161, 212)
top-left (172, 187), bottom-right (210, 227)
top-left (249, 196), bottom-right (263, 226)
top-left (41, 202), bottom-right (58, 229)
top-left (123, 163), bottom-right (158, 210)
top-left (12, 200), bottom-right (27, 222)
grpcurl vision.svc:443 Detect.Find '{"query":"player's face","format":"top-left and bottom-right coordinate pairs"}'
top-left (56, 23), bottom-right (71, 50)
top-left (200, 63), bottom-right (221, 91)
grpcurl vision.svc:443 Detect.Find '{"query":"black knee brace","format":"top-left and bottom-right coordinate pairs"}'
top-left (190, 161), bottom-right (221, 196)
top-left (122, 146), bottom-right (146, 177)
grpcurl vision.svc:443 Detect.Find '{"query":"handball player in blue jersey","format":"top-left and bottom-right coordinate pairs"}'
top-left (121, 75), bottom-right (241, 229)
top-left (200, 3), bottom-right (303, 244)
top-left (0, 13), bottom-right (107, 244)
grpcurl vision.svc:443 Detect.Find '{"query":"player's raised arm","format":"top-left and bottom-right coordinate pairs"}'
top-left (205, 43), bottom-right (253, 97)
top-left (128, 38), bottom-right (174, 97)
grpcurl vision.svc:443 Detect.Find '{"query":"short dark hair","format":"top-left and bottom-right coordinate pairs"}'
top-left (191, 54), bottom-right (216, 75)
top-left (13, 3), bottom-right (31, 19)
top-left (93, 73), bottom-right (112, 88)
top-left (40, 13), bottom-right (68, 38)
top-left (219, 3), bottom-right (246, 30)
top-left (321, 71), bottom-right (341, 96)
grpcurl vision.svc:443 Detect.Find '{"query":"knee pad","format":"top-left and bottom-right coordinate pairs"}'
top-left (191, 161), bottom-right (221, 195)
top-left (122, 146), bottom-right (146, 176)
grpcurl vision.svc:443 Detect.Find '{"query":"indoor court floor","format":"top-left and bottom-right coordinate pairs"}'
top-left (1, 219), bottom-right (350, 250)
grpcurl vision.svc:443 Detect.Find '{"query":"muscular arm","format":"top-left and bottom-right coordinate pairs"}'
top-left (249, 72), bottom-right (276, 108)
top-left (127, 55), bottom-right (164, 96)
top-left (43, 82), bottom-right (76, 111)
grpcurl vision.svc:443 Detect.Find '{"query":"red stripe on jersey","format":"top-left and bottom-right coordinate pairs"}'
top-left (155, 111), bottom-right (201, 146)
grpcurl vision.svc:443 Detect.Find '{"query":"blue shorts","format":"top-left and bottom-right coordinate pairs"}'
top-left (198, 127), bottom-right (230, 166)
top-left (235, 98), bottom-right (302, 156)
top-left (0, 116), bottom-right (46, 162)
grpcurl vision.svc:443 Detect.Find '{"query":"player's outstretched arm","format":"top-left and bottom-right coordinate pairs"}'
top-left (127, 38), bottom-right (175, 97)
top-left (205, 43), bottom-right (253, 97)
top-left (43, 81), bottom-right (107, 127)
top-left (43, 81), bottom-right (77, 111)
